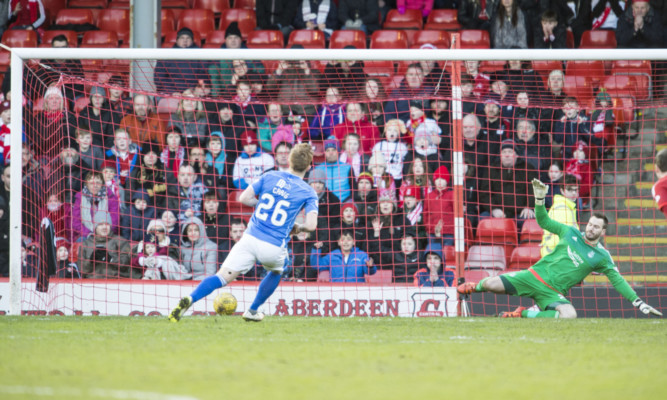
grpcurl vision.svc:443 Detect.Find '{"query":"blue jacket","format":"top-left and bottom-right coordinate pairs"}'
top-left (414, 267), bottom-right (455, 287)
top-left (314, 247), bottom-right (376, 283)
top-left (309, 104), bottom-right (345, 140)
top-left (315, 161), bottom-right (353, 202)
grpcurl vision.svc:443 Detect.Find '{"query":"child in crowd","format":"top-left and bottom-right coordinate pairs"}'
top-left (544, 160), bottom-right (565, 209)
top-left (423, 166), bottom-right (454, 246)
top-left (74, 128), bottom-right (104, 171)
top-left (201, 191), bottom-right (230, 247)
top-left (146, 219), bottom-right (180, 261)
top-left (414, 244), bottom-right (455, 287)
top-left (353, 172), bottom-right (379, 219)
top-left (406, 100), bottom-right (441, 149)
top-left (400, 157), bottom-right (433, 206)
top-left (553, 97), bottom-right (592, 159)
top-left (161, 126), bottom-right (186, 181)
top-left (533, 10), bottom-right (567, 49)
top-left (120, 190), bottom-right (155, 242)
top-left (368, 151), bottom-right (396, 198)
top-left (179, 217), bottom-right (218, 280)
top-left (104, 129), bottom-right (140, 187)
top-left (511, 91), bottom-right (540, 131)
top-left (540, 174), bottom-right (579, 257)
top-left (41, 191), bottom-right (72, 242)
top-left (590, 89), bottom-right (615, 155)
top-left (339, 133), bottom-right (368, 178)
top-left (101, 160), bottom-right (125, 211)
top-left (368, 192), bottom-right (413, 265)
top-left (232, 130), bottom-right (275, 189)
top-left (134, 233), bottom-right (190, 280)
top-left (565, 141), bottom-right (594, 207)
top-left (392, 235), bottom-right (421, 283)
top-left (314, 230), bottom-right (376, 283)
top-left (161, 210), bottom-right (181, 248)
top-left (371, 119), bottom-right (408, 188)
top-left (204, 131), bottom-right (226, 179)
top-left (460, 75), bottom-right (477, 115)
top-left (337, 202), bottom-right (368, 252)
top-left (55, 238), bottom-right (81, 278)
top-left (310, 86), bottom-right (346, 140)
top-left (400, 185), bottom-right (426, 244)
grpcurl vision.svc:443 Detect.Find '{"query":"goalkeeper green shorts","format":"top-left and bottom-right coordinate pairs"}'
top-left (499, 269), bottom-right (571, 311)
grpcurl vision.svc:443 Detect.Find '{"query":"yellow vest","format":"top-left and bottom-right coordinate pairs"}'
top-left (540, 194), bottom-right (578, 257)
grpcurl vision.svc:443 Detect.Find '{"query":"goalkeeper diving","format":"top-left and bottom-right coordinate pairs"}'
top-left (458, 178), bottom-right (663, 318)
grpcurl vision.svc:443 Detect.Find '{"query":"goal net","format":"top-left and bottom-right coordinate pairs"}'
top-left (3, 44), bottom-right (666, 317)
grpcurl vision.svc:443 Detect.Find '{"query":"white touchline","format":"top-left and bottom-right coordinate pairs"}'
top-left (0, 386), bottom-right (200, 400)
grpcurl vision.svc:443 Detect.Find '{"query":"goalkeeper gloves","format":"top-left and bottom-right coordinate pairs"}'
top-left (531, 178), bottom-right (549, 205)
top-left (632, 298), bottom-right (663, 317)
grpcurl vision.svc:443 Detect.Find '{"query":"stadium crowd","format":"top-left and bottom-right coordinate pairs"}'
top-left (0, 0), bottom-right (663, 285)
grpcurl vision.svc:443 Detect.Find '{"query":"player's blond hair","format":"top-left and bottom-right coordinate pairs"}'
top-left (289, 143), bottom-right (313, 173)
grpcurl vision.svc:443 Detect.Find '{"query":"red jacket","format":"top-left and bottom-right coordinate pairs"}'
top-left (423, 188), bottom-right (454, 235)
top-left (565, 159), bottom-right (593, 199)
top-left (332, 119), bottom-right (381, 154)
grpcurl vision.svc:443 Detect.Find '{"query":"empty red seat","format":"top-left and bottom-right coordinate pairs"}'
top-left (178, 9), bottom-right (216, 41)
top-left (611, 60), bottom-right (652, 100)
top-left (601, 74), bottom-right (639, 100)
top-left (464, 269), bottom-right (492, 283)
top-left (219, 8), bottom-right (255, 30)
top-left (566, 60), bottom-right (605, 86)
top-left (520, 219), bottom-right (543, 243)
top-left (465, 245), bottom-right (506, 272)
top-left (202, 30), bottom-right (226, 48)
top-left (531, 60), bottom-right (563, 79)
top-left (233, 0), bottom-right (255, 8)
top-left (479, 60), bottom-right (506, 73)
top-left (365, 270), bottom-right (393, 284)
top-left (459, 29), bottom-right (490, 49)
top-left (476, 218), bottom-right (518, 264)
top-left (55, 9), bottom-right (94, 25)
top-left (162, 0), bottom-right (190, 8)
top-left (410, 30), bottom-right (450, 48)
top-left (192, 0), bottom-right (230, 15)
top-left (363, 60), bottom-right (395, 77)
top-left (509, 245), bottom-right (541, 270)
top-left (228, 190), bottom-right (254, 219)
top-left (68, 0), bottom-right (107, 7)
top-left (425, 9), bottom-right (461, 30)
top-left (108, 0), bottom-right (130, 9)
top-left (162, 8), bottom-right (176, 33)
top-left (42, 30), bottom-right (78, 47)
top-left (1, 30), bottom-right (38, 48)
top-left (329, 30), bottom-right (366, 49)
top-left (98, 8), bottom-right (130, 43)
top-left (370, 30), bottom-right (408, 49)
top-left (247, 30), bottom-right (283, 49)
top-left (383, 9), bottom-right (423, 30)
top-left (81, 30), bottom-right (119, 48)
top-left (162, 30), bottom-right (202, 47)
top-left (288, 29), bottom-right (326, 49)
top-left (580, 30), bottom-right (617, 49)
top-left (564, 75), bottom-right (593, 104)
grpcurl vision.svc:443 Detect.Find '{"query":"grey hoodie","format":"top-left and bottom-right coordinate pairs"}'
top-left (180, 217), bottom-right (218, 280)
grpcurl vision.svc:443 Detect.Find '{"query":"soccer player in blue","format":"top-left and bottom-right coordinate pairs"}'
top-left (169, 143), bottom-right (319, 322)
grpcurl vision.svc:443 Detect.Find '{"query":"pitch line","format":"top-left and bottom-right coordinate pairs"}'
top-left (0, 386), bottom-right (200, 400)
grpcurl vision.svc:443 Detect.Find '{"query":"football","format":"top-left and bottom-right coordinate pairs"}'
top-left (213, 292), bottom-right (237, 315)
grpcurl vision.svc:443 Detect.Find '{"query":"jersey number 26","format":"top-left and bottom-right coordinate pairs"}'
top-left (255, 193), bottom-right (290, 226)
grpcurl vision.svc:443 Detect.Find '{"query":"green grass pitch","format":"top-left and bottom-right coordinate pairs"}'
top-left (1, 316), bottom-right (665, 400)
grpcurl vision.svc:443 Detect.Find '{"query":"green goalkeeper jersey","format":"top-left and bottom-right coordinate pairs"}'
top-left (532, 204), bottom-right (638, 302)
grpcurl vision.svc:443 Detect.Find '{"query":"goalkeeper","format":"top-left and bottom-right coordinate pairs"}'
top-left (458, 178), bottom-right (663, 318)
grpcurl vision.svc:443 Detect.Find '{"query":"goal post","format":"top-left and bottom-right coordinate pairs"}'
top-left (6, 45), bottom-right (667, 317)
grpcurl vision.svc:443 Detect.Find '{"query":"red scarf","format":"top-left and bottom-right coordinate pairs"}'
top-left (409, 115), bottom-right (425, 133)
top-left (592, 5), bottom-right (612, 30)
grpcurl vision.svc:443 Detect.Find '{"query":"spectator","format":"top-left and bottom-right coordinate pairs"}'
top-left (105, 129), bottom-right (140, 187)
top-left (232, 130), bottom-right (275, 189)
top-left (463, 154), bottom-right (482, 227)
top-left (218, 217), bottom-right (246, 264)
top-left (479, 95), bottom-right (512, 160)
top-left (399, 157), bottom-right (433, 206)
top-left (338, 133), bottom-right (369, 178)
top-left (294, 0), bottom-right (339, 38)
top-left (33, 35), bottom-right (84, 108)
top-left (514, 118), bottom-right (551, 172)
top-left (74, 128), bottom-right (105, 171)
top-left (30, 86), bottom-right (76, 155)
top-left (168, 163), bottom-right (208, 222)
top-left (590, 89), bottom-right (615, 155)
top-left (258, 102), bottom-right (285, 153)
top-left (616, 0), bottom-right (663, 48)
top-left (591, 0), bottom-right (625, 30)
top-left (78, 213), bottom-right (136, 279)
top-left (127, 141), bottom-right (167, 210)
top-left (310, 87), bottom-right (346, 140)
top-left (460, 75), bottom-right (478, 115)
top-left (565, 140), bottom-right (595, 205)
top-left (353, 171), bottom-right (378, 220)
top-left (368, 150), bottom-right (396, 196)
top-left (465, 60), bottom-right (491, 100)
top-left (417, 44), bottom-right (450, 94)
top-left (540, 174), bottom-right (579, 257)
top-left (322, 53), bottom-right (366, 98)
top-left (491, 0), bottom-right (528, 48)
top-left (48, 144), bottom-right (84, 204)
top-left (385, 63), bottom-right (431, 121)
top-left (72, 171), bottom-right (120, 241)
top-left (154, 27), bottom-right (208, 95)
top-left (371, 119), bottom-right (408, 188)
top-left (543, 69), bottom-right (566, 106)
top-left (40, 191), bottom-right (72, 243)
top-left (208, 22), bottom-right (265, 97)
top-left (207, 102), bottom-right (246, 165)
top-left (54, 238), bottom-right (80, 278)
top-left (414, 244), bottom-right (455, 287)
top-left (78, 86), bottom-right (115, 148)
top-left (392, 235), bottom-right (421, 283)
top-left (308, 168), bottom-right (340, 252)
top-left (332, 103), bottom-right (381, 153)
top-left (552, 96), bottom-right (593, 159)
top-left (204, 131), bottom-right (228, 186)
top-left (459, 0), bottom-right (493, 30)
top-left (504, 60), bottom-right (543, 97)
top-left (121, 190), bottom-right (155, 242)
top-left (405, 99), bottom-right (439, 147)
top-left (161, 210), bottom-right (180, 248)
top-left (534, 9), bottom-right (567, 49)
top-left (479, 139), bottom-right (539, 227)
top-left (400, 185), bottom-right (426, 243)
top-left (362, 78), bottom-right (387, 131)
top-left (133, 233), bottom-right (189, 280)
top-left (106, 75), bottom-right (133, 131)
top-left (169, 89), bottom-right (208, 147)
top-left (266, 53), bottom-right (321, 117)
top-left (268, 141), bottom-right (293, 173)
top-left (423, 166), bottom-right (454, 246)
top-left (336, 202), bottom-right (368, 250)
top-left (120, 94), bottom-right (165, 148)
top-left (101, 161), bottom-right (125, 213)
top-left (544, 159), bottom-right (565, 208)
top-left (398, 0), bottom-right (434, 17)
top-left (233, 79), bottom-right (265, 128)
top-left (201, 191), bottom-right (230, 264)
top-left (256, 0), bottom-right (297, 40)
top-left (511, 90), bottom-right (540, 130)
top-left (315, 139), bottom-right (355, 202)
top-left (338, 0), bottom-right (380, 33)
top-left (7, 0), bottom-right (45, 33)
top-left (314, 230), bottom-right (375, 282)
top-left (179, 216), bottom-right (218, 280)
top-left (285, 113), bottom-right (311, 145)
top-left (368, 192), bottom-right (413, 263)
top-left (146, 219), bottom-right (179, 261)
top-left (490, 74), bottom-right (514, 119)
top-left (161, 126), bottom-right (186, 182)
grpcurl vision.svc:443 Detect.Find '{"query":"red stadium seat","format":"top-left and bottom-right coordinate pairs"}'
top-left (247, 30), bottom-right (283, 49)
top-left (611, 60), bottom-right (652, 100)
top-left (55, 9), bottom-right (94, 25)
top-left (1, 30), bottom-right (38, 48)
top-left (365, 270), bottom-right (393, 284)
top-left (476, 218), bottom-right (518, 264)
top-left (162, 0), bottom-right (190, 8)
top-left (98, 9), bottom-right (130, 43)
top-left (566, 30), bottom-right (574, 48)
top-left (479, 60), bottom-right (506, 73)
top-left (177, 9), bottom-right (216, 41)
top-left (580, 30), bottom-right (617, 49)
top-left (410, 30), bottom-right (450, 49)
top-left (464, 269), bottom-right (492, 283)
top-left (531, 60), bottom-right (563, 80)
top-left (228, 190), bottom-right (254, 219)
top-left (363, 60), bottom-right (395, 78)
top-left (80, 30), bottom-right (119, 48)
top-left (601, 75), bottom-right (639, 100)
top-left (219, 8), bottom-right (255, 29)
top-left (329, 30), bottom-right (366, 49)
top-left (234, 0), bottom-right (256, 8)
top-left (464, 246), bottom-right (506, 272)
top-left (370, 30), bottom-right (408, 49)
top-left (383, 9), bottom-right (423, 30)
top-left (162, 8), bottom-right (176, 33)
top-left (162, 30), bottom-right (202, 47)
top-left (566, 60), bottom-right (605, 86)
top-left (68, 0), bottom-right (107, 7)
top-left (0, 51), bottom-right (9, 73)
top-left (564, 75), bottom-right (593, 104)
top-left (288, 29), bottom-right (326, 49)
top-left (202, 30), bottom-right (226, 48)
top-left (509, 245), bottom-right (541, 270)
top-left (425, 9), bottom-right (461, 30)
top-left (520, 219), bottom-right (543, 243)
top-left (459, 29), bottom-right (490, 49)
top-left (192, 0), bottom-right (230, 16)
top-left (42, 30), bottom-right (78, 47)
top-left (108, 0), bottom-right (130, 9)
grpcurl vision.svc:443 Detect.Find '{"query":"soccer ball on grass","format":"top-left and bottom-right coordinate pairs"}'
top-left (213, 292), bottom-right (237, 315)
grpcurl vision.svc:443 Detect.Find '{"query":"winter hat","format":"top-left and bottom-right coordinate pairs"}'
top-left (146, 219), bottom-right (167, 233)
top-left (271, 126), bottom-right (295, 153)
top-left (0, 100), bottom-right (10, 114)
top-left (89, 86), bottom-right (106, 98)
top-left (403, 185), bottom-right (421, 201)
top-left (484, 93), bottom-right (501, 106)
top-left (225, 22), bottom-right (242, 39)
top-left (595, 88), bottom-right (612, 104)
top-left (357, 172), bottom-right (374, 185)
top-left (44, 86), bottom-right (64, 102)
top-left (308, 169), bottom-right (327, 185)
top-left (93, 212), bottom-right (112, 228)
top-left (324, 139), bottom-right (339, 151)
top-left (378, 191), bottom-right (397, 207)
top-left (500, 139), bottom-right (516, 153)
top-left (423, 242), bottom-right (444, 262)
top-left (340, 202), bottom-right (358, 216)
top-left (177, 27), bottom-right (194, 41)
top-left (433, 165), bottom-right (451, 184)
top-left (132, 189), bottom-right (151, 203)
top-left (240, 130), bottom-right (257, 146)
